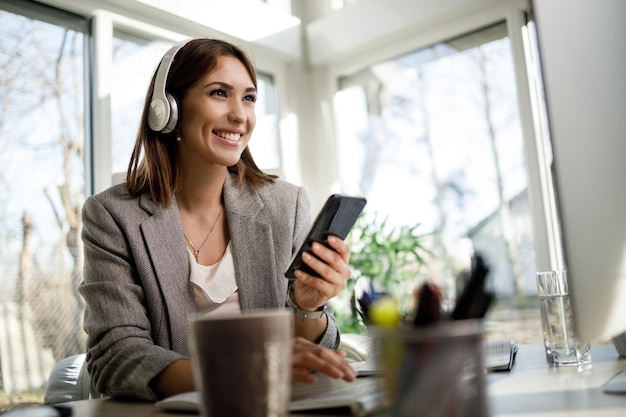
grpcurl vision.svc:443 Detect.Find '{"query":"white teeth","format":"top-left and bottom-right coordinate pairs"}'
top-left (216, 132), bottom-right (241, 141)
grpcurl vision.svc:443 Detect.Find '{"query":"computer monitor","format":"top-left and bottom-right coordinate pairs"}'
top-left (532, 0), bottom-right (626, 343)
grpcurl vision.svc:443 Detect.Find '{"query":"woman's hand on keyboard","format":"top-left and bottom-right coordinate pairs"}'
top-left (291, 337), bottom-right (357, 384)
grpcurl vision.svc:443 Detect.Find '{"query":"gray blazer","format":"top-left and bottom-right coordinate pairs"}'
top-left (79, 173), bottom-right (340, 401)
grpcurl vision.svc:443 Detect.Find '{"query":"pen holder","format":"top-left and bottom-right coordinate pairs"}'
top-left (371, 319), bottom-right (489, 417)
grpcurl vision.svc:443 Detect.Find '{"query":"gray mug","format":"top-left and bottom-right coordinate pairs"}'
top-left (189, 309), bottom-right (293, 417)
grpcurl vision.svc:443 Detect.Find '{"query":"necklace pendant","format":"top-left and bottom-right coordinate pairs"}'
top-left (183, 207), bottom-right (223, 264)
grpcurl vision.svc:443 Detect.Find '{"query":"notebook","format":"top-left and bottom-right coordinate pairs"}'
top-left (484, 338), bottom-right (518, 371)
top-left (156, 375), bottom-right (386, 416)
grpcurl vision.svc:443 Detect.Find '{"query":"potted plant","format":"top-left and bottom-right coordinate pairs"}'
top-left (332, 213), bottom-right (430, 334)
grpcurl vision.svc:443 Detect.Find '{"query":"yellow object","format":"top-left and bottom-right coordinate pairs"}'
top-left (369, 296), bottom-right (400, 328)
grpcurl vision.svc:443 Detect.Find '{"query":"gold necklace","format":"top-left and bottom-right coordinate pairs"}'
top-left (183, 208), bottom-right (223, 262)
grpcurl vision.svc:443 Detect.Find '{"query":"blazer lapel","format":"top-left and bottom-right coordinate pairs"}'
top-left (139, 194), bottom-right (195, 347)
top-left (223, 175), bottom-right (282, 310)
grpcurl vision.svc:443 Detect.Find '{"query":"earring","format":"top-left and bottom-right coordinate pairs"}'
top-left (176, 131), bottom-right (182, 142)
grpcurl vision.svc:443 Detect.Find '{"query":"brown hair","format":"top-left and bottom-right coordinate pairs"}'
top-left (126, 38), bottom-right (276, 207)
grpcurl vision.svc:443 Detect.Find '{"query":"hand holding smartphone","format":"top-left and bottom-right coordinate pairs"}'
top-left (285, 194), bottom-right (367, 279)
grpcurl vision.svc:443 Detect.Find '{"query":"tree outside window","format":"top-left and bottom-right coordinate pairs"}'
top-left (0, 5), bottom-right (87, 403)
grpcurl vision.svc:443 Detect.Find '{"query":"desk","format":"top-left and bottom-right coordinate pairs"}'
top-left (488, 344), bottom-right (626, 416)
top-left (57, 345), bottom-right (626, 417)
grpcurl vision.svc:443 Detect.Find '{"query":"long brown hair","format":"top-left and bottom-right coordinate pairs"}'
top-left (126, 38), bottom-right (276, 207)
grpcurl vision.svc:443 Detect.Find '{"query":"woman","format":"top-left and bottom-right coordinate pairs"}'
top-left (79, 38), bottom-right (355, 401)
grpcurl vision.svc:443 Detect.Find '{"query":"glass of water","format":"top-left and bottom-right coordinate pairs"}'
top-left (536, 270), bottom-right (591, 366)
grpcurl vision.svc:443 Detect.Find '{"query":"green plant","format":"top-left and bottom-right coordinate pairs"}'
top-left (333, 213), bottom-right (430, 334)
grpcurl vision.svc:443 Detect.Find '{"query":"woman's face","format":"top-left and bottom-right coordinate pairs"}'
top-left (178, 55), bottom-right (257, 169)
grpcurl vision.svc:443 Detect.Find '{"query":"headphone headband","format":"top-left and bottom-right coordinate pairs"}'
top-left (147, 39), bottom-right (192, 133)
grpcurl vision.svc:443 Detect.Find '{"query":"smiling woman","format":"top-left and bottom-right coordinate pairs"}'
top-left (79, 38), bottom-right (357, 401)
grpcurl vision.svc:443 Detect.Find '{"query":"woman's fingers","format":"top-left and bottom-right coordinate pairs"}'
top-left (292, 366), bottom-right (317, 383)
top-left (291, 355), bottom-right (356, 382)
top-left (291, 337), bottom-right (356, 383)
top-left (326, 235), bottom-right (350, 263)
top-left (292, 236), bottom-right (353, 310)
top-left (307, 237), bottom-right (351, 283)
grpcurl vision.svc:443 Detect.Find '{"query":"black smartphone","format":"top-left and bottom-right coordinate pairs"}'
top-left (285, 194), bottom-right (367, 279)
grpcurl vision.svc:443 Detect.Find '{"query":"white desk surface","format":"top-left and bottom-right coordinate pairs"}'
top-left (488, 344), bottom-right (626, 416)
top-left (46, 344), bottom-right (626, 417)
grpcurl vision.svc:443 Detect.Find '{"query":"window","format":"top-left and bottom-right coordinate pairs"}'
top-left (334, 22), bottom-right (541, 341)
top-left (111, 32), bottom-right (173, 175)
top-left (249, 73), bottom-right (282, 174)
top-left (0, 0), bottom-right (88, 399)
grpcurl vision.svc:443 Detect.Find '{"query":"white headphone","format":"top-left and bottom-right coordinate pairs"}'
top-left (147, 39), bottom-right (192, 134)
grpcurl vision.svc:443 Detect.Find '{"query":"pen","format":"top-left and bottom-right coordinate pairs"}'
top-left (451, 253), bottom-right (492, 320)
top-left (413, 282), bottom-right (442, 327)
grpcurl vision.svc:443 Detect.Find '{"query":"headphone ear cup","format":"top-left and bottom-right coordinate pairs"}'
top-left (161, 93), bottom-right (179, 134)
top-left (147, 39), bottom-right (191, 133)
top-left (147, 96), bottom-right (168, 132)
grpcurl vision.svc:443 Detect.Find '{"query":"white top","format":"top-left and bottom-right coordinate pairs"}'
top-left (188, 242), bottom-right (241, 315)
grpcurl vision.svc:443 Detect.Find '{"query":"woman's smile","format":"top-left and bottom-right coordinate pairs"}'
top-left (213, 130), bottom-right (244, 146)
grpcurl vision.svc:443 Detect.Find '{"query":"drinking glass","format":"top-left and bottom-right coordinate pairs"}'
top-left (536, 270), bottom-right (591, 366)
